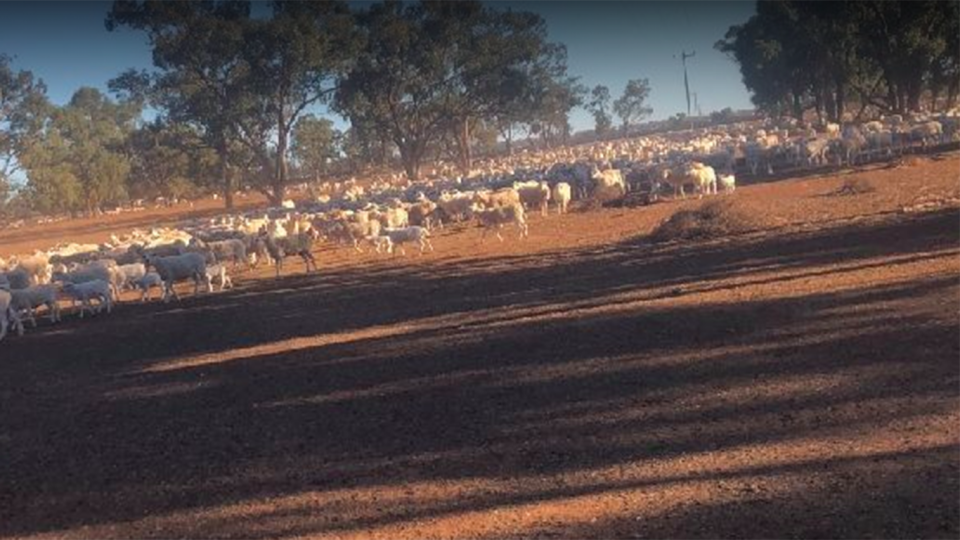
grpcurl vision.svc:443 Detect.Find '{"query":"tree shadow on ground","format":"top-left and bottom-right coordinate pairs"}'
top-left (0, 208), bottom-right (957, 538)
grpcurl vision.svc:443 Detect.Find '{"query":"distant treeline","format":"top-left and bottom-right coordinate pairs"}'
top-left (717, 0), bottom-right (959, 122)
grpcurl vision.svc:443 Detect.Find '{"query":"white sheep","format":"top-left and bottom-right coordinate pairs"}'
top-left (718, 173), bottom-right (736, 193)
top-left (194, 238), bottom-right (248, 268)
top-left (62, 279), bottom-right (113, 318)
top-left (261, 233), bottom-right (317, 277)
top-left (552, 182), bottom-right (572, 214)
top-left (686, 162), bottom-right (718, 196)
top-left (382, 226), bottom-right (434, 256)
top-left (52, 266), bottom-right (120, 301)
top-left (0, 289), bottom-right (25, 342)
top-left (368, 234), bottom-right (393, 254)
top-left (113, 263), bottom-right (147, 291)
top-left (12, 252), bottom-right (51, 285)
top-left (590, 169), bottom-right (626, 203)
top-left (473, 188), bottom-right (520, 210)
top-left (133, 272), bottom-right (164, 303)
top-left (10, 285), bottom-right (61, 327)
top-left (205, 263), bottom-right (233, 292)
top-left (144, 252), bottom-right (209, 303)
top-left (514, 181), bottom-right (551, 217)
top-left (470, 203), bottom-right (528, 241)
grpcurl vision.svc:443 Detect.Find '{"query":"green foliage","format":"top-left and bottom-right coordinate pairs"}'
top-left (613, 78), bottom-right (653, 129)
top-left (20, 87), bottom-right (133, 214)
top-left (717, 0), bottom-right (959, 119)
top-left (0, 54), bottom-right (50, 208)
top-left (588, 85), bottom-right (612, 137)
top-left (334, 0), bottom-right (573, 179)
top-left (710, 107), bottom-right (736, 124)
top-left (291, 114), bottom-right (340, 178)
top-left (107, 0), bottom-right (359, 204)
top-left (125, 119), bottom-right (212, 200)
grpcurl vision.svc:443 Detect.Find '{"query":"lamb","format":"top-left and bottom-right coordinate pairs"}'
top-left (62, 279), bottom-right (113, 318)
top-left (262, 232), bottom-right (318, 278)
top-left (0, 289), bottom-right (25, 342)
top-left (133, 272), bottom-right (164, 302)
top-left (382, 226), bottom-right (434, 256)
top-left (52, 266), bottom-right (120, 301)
top-left (802, 137), bottom-right (831, 167)
top-left (513, 181), bottom-right (551, 217)
top-left (10, 285), bottom-right (61, 327)
top-left (113, 263), bottom-right (147, 291)
top-left (718, 173), bottom-right (736, 193)
top-left (369, 234), bottom-right (393, 254)
top-left (470, 203), bottom-right (528, 241)
top-left (144, 252), bottom-right (209, 303)
top-left (552, 182), bottom-right (572, 214)
top-left (204, 263), bottom-right (234, 292)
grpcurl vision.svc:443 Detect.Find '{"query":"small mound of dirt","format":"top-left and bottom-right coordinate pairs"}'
top-left (650, 200), bottom-right (762, 243)
top-left (834, 177), bottom-right (876, 196)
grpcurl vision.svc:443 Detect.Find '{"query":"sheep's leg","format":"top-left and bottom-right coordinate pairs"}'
top-left (0, 317), bottom-right (7, 341)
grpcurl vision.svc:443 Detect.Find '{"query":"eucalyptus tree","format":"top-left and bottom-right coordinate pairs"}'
top-left (613, 79), bottom-right (653, 132)
top-left (0, 54), bottom-right (49, 207)
top-left (335, 0), bottom-right (573, 180)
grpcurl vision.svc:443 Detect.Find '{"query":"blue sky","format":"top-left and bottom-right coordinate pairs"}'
top-left (0, 1), bottom-right (756, 133)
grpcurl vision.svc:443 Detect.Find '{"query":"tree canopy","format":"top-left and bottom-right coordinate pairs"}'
top-left (613, 78), bottom-right (653, 131)
top-left (717, 0), bottom-right (959, 121)
top-left (334, 0), bottom-right (574, 180)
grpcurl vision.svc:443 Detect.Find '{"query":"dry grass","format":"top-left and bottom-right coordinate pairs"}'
top-left (649, 199), bottom-right (763, 243)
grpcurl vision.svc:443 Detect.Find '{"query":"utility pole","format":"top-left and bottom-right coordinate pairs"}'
top-left (675, 50), bottom-right (696, 117)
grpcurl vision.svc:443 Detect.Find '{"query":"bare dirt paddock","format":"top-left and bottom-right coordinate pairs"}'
top-left (1, 156), bottom-right (959, 539)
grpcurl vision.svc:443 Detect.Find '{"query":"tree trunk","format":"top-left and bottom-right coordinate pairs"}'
top-left (834, 78), bottom-right (846, 123)
top-left (947, 77), bottom-right (960, 110)
top-left (218, 141), bottom-right (234, 210)
top-left (400, 141), bottom-right (423, 182)
top-left (792, 92), bottom-right (803, 121)
top-left (455, 117), bottom-right (472, 176)
top-left (275, 111), bottom-right (289, 205)
top-left (907, 81), bottom-right (922, 113)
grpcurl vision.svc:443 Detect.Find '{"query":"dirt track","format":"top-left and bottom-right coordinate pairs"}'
top-left (1, 156), bottom-right (959, 539)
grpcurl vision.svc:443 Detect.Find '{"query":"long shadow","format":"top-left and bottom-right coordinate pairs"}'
top-left (555, 444), bottom-right (959, 539)
top-left (1, 270), bottom-right (956, 537)
top-left (2, 208), bottom-right (955, 377)
top-left (0, 208), bottom-right (957, 537)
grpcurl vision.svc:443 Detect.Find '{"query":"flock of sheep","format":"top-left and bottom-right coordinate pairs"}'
top-left (2, 110), bottom-right (957, 343)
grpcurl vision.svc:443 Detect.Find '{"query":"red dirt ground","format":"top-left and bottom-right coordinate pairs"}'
top-left (1, 155), bottom-right (958, 539)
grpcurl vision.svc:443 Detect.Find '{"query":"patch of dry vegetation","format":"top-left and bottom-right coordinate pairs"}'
top-left (650, 200), bottom-right (767, 243)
